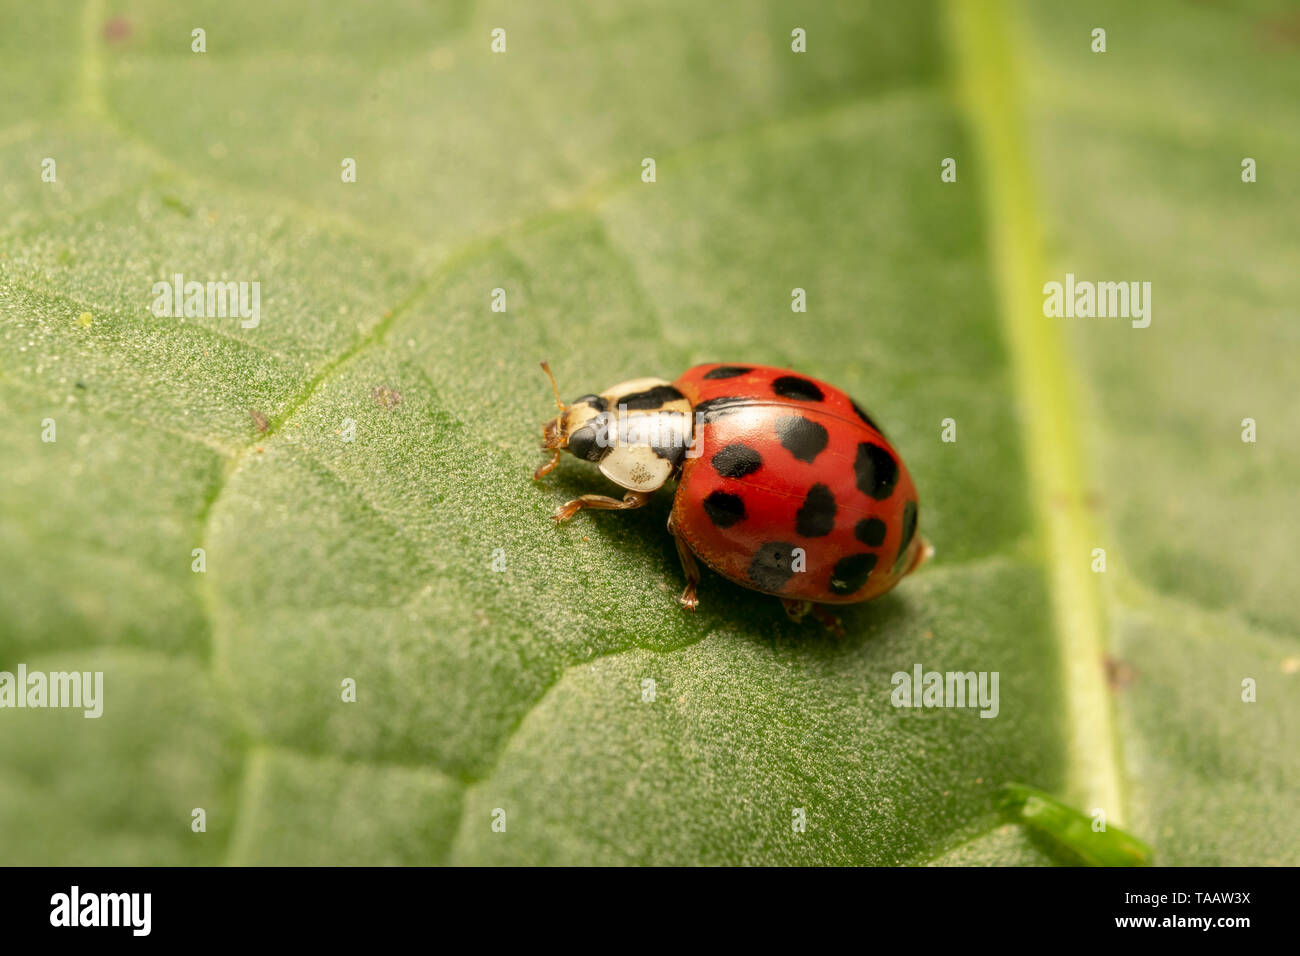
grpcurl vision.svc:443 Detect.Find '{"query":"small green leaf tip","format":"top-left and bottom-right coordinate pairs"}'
top-left (998, 784), bottom-right (1154, 867)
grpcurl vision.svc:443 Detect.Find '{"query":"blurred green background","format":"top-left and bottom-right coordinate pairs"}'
top-left (0, 0), bottom-right (1295, 865)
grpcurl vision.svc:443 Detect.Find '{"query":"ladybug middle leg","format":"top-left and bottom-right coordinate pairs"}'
top-left (666, 513), bottom-right (701, 612)
top-left (552, 489), bottom-right (653, 523)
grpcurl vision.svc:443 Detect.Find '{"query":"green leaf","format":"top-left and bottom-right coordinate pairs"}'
top-left (1, 0), bottom-right (1295, 865)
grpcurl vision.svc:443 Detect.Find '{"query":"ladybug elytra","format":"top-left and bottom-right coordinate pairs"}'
top-left (534, 362), bottom-right (930, 633)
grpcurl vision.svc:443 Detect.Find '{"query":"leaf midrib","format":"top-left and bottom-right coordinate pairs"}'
top-left (946, 0), bottom-right (1125, 822)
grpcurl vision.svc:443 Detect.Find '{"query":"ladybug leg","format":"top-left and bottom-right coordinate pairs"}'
top-left (781, 598), bottom-right (811, 623)
top-left (809, 603), bottom-right (847, 639)
top-left (533, 449), bottom-right (562, 481)
top-left (666, 514), bottom-right (700, 612)
top-left (552, 489), bottom-right (652, 523)
top-left (780, 599), bottom-right (845, 639)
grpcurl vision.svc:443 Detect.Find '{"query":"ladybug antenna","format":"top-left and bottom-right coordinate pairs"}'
top-left (534, 361), bottom-right (568, 480)
top-left (540, 360), bottom-right (566, 414)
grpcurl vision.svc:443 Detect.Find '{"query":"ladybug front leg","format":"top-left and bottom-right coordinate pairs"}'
top-left (552, 489), bottom-right (652, 523)
top-left (533, 449), bottom-right (562, 480)
top-left (666, 514), bottom-right (701, 612)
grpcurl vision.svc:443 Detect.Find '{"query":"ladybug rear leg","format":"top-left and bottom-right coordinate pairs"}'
top-left (666, 514), bottom-right (701, 612)
top-left (780, 598), bottom-right (845, 639)
top-left (781, 598), bottom-right (811, 623)
top-left (809, 603), bottom-right (846, 639)
top-left (552, 489), bottom-right (652, 523)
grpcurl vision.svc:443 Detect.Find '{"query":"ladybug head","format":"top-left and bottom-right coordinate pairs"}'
top-left (533, 363), bottom-right (692, 492)
top-left (533, 361), bottom-right (608, 480)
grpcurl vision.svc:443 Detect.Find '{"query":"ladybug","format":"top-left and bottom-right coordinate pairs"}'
top-left (533, 361), bottom-right (930, 633)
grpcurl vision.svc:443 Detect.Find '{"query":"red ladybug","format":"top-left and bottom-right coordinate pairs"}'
top-left (534, 362), bottom-right (930, 633)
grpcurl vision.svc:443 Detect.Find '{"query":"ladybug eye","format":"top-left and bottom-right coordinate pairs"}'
top-left (567, 422), bottom-right (604, 462)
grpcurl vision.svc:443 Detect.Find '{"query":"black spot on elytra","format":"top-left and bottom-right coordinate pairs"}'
top-left (566, 419), bottom-right (608, 462)
top-left (619, 384), bottom-right (684, 410)
top-left (851, 399), bottom-right (883, 434)
top-left (703, 365), bottom-right (752, 379)
top-left (747, 541), bottom-right (798, 592)
top-left (855, 517), bottom-right (887, 547)
top-left (854, 442), bottom-right (899, 500)
top-left (694, 396), bottom-right (751, 423)
top-left (711, 443), bottom-right (762, 479)
top-left (569, 393), bottom-right (607, 412)
top-left (795, 483), bottom-right (837, 537)
top-left (892, 500), bottom-right (918, 573)
top-left (829, 553), bottom-right (877, 596)
top-left (775, 415), bottom-right (828, 463)
top-left (702, 490), bottom-right (746, 528)
top-left (772, 375), bottom-right (825, 403)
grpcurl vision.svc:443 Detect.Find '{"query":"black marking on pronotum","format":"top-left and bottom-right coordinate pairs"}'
top-left (829, 553), bottom-right (876, 595)
top-left (772, 375), bottom-right (825, 403)
top-left (855, 517), bottom-right (887, 547)
top-left (702, 490), bottom-right (746, 528)
top-left (703, 365), bottom-right (753, 379)
top-left (711, 443), bottom-right (763, 479)
top-left (748, 541), bottom-right (798, 592)
top-left (631, 411), bottom-right (689, 465)
top-left (694, 396), bottom-right (752, 424)
top-left (854, 442), bottom-right (899, 500)
top-left (775, 415), bottom-right (829, 463)
top-left (570, 393), bottom-right (607, 412)
top-left (892, 500), bottom-right (918, 573)
top-left (651, 440), bottom-right (687, 467)
top-left (795, 483), bottom-right (836, 538)
top-left (566, 419), bottom-right (609, 462)
top-left (850, 398), bottom-right (883, 434)
top-left (620, 384), bottom-right (685, 410)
